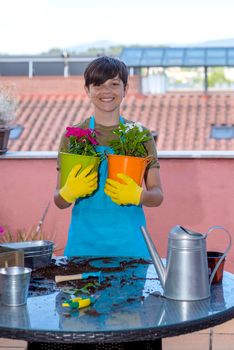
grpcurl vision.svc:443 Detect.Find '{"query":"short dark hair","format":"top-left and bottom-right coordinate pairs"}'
top-left (84, 56), bottom-right (128, 89)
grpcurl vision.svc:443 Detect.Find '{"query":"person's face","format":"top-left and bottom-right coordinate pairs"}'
top-left (85, 76), bottom-right (128, 114)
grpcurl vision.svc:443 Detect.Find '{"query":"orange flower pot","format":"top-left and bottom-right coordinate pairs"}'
top-left (59, 152), bottom-right (100, 188)
top-left (107, 154), bottom-right (154, 186)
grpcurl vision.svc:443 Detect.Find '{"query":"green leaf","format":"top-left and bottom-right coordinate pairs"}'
top-left (109, 122), bottom-right (151, 157)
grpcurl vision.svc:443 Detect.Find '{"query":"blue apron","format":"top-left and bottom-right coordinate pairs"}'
top-left (64, 116), bottom-right (150, 257)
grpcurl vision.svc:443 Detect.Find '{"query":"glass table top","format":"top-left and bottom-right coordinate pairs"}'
top-left (0, 257), bottom-right (234, 341)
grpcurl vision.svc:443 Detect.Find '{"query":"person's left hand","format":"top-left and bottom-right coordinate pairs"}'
top-left (104, 173), bottom-right (143, 205)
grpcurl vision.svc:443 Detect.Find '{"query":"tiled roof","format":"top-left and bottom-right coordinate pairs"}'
top-left (8, 91), bottom-right (234, 151)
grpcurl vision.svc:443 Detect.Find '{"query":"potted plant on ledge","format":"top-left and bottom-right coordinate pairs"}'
top-left (108, 122), bottom-right (154, 185)
top-left (0, 84), bottom-right (18, 155)
top-left (59, 126), bottom-right (101, 188)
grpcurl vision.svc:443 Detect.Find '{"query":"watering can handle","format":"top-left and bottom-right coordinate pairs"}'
top-left (206, 225), bottom-right (232, 286)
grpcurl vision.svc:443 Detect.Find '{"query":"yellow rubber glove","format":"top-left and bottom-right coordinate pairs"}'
top-left (104, 173), bottom-right (143, 205)
top-left (59, 164), bottom-right (98, 203)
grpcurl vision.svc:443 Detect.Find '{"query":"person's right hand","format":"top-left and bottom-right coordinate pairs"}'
top-left (59, 164), bottom-right (98, 203)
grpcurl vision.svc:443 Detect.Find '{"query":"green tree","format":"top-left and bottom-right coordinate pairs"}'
top-left (208, 67), bottom-right (231, 87)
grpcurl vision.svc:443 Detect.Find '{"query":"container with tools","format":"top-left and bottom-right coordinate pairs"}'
top-left (0, 240), bottom-right (54, 270)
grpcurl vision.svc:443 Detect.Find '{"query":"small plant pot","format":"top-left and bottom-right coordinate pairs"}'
top-left (0, 127), bottom-right (11, 155)
top-left (207, 251), bottom-right (225, 284)
top-left (107, 154), bottom-right (153, 186)
top-left (59, 152), bottom-right (100, 188)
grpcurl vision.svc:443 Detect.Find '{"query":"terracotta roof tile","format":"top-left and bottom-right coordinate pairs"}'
top-left (6, 90), bottom-right (234, 151)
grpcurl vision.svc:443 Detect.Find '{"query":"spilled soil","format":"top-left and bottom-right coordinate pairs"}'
top-left (29, 257), bottom-right (150, 296)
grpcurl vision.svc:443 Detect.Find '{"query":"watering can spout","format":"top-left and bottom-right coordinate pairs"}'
top-left (140, 226), bottom-right (166, 289)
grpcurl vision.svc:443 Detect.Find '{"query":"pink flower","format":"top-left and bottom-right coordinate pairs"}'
top-left (84, 129), bottom-right (98, 145)
top-left (65, 127), bottom-right (84, 138)
top-left (65, 127), bottom-right (98, 145)
top-left (64, 125), bottom-right (100, 156)
top-left (0, 226), bottom-right (4, 235)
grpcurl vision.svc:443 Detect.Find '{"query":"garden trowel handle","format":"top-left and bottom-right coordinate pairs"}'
top-left (55, 273), bottom-right (82, 283)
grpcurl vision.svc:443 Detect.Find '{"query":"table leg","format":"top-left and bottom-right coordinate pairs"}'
top-left (209, 328), bottom-right (214, 350)
top-left (27, 339), bottom-right (162, 350)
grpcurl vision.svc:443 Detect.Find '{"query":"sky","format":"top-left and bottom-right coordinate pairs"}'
top-left (1, 0), bottom-right (234, 54)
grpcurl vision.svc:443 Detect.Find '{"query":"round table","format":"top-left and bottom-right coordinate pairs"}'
top-left (0, 257), bottom-right (234, 350)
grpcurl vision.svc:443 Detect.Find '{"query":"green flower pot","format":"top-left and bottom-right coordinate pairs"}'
top-left (59, 152), bottom-right (100, 188)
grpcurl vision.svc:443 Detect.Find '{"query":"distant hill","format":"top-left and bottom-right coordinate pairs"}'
top-left (187, 38), bottom-right (234, 47)
top-left (67, 38), bottom-right (234, 54)
top-left (67, 40), bottom-right (120, 53)
top-left (3, 38), bottom-right (234, 57)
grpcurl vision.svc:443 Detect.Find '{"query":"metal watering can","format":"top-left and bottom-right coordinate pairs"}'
top-left (141, 225), bottom-right (232, 301)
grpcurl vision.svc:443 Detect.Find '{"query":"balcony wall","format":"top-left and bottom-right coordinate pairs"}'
top-left (0, 151), bottom-right (234, 271)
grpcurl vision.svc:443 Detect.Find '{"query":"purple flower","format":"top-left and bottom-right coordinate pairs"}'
top-left (0, 226), bottom-right (4, 235)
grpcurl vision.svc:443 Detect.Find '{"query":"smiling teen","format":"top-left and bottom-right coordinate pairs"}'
top-left (54, 56), bottom-right (163, 257)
